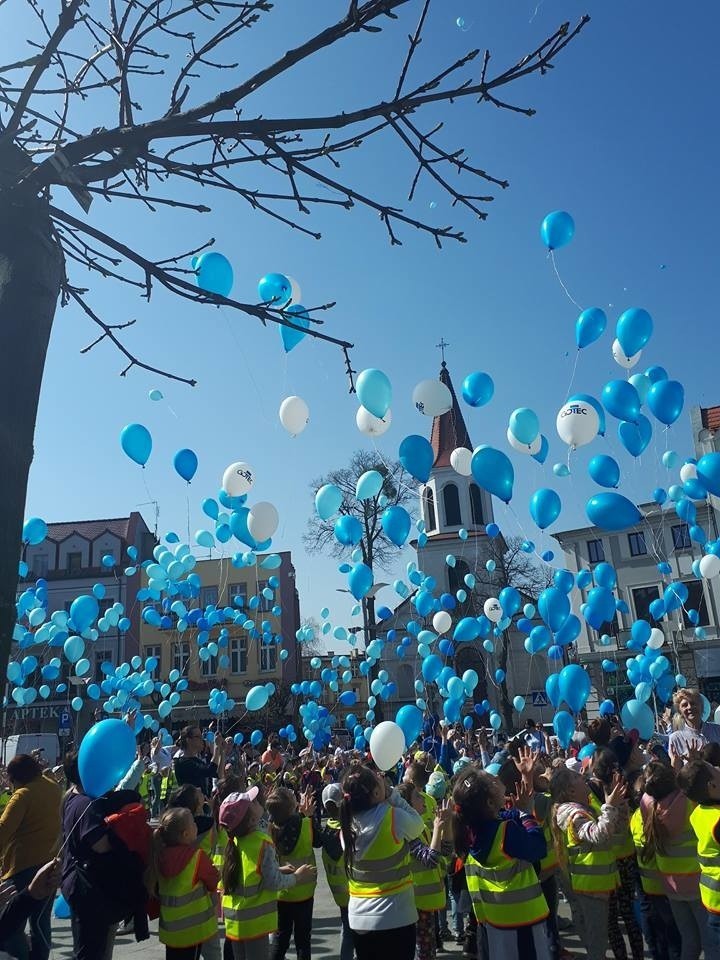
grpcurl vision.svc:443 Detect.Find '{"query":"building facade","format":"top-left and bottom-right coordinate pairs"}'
top-left (300, 648), bottom-right (369, 733)
top-left (8, 512), bottom-right (154, 737)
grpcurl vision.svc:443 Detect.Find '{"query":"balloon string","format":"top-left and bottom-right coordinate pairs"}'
top-left (565, 350), bottom-right (581, 401)
top-left (549, 250), bottom-right (583, 311)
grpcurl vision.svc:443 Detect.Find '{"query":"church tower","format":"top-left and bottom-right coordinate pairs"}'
top-left (417, 360), bottom-right (494, 597)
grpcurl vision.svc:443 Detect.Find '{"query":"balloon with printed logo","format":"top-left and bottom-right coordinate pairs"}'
top-left (450, 448), bottom-right (473, 477)
top-left (399, 435), bottom-right (434, 483)
top-left (586, 493), bottom-right (642, 532)
top-left (222, 461), bottom-right (254, 497)
top-left (556, 400), bottom-right (599, 449)
top-left (575, 308), bottom-right (607, 349)
top-left (616, 308), bottom-right (653, 357)
top-left (471, 446), bottom-right (514, 503)
top-left (173, 448), bottom-right (198, 483)
top-left (357, 369), bottom-right (392, 419)
top-left (462, 372), bottom-right (494, 408)
top-left (612, 339), bottom-right (641, 369)
top-left (483, 598), bottom-right (503, 623)
top-left (648, 380), bottom-right (685, 426)
top-left (588, 455), bottom-right (620, 489)
top-left (279, 396), bottom-right (309, 436)
top-left (120, 423), bottom-right (152, 467)
top-left (529, 488), bottom-right (562, 530)
top-left (540, 211), bottom-right (574, 250)
top-left (412, 379), bottom-right (452, 417)
top-left (194, 251), bottom-right (233, 297)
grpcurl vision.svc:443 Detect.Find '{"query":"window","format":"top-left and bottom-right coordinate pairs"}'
top-left (443, 484), bottom-right (462, 527)
top-left (449, 559), bottom-right (470, 599)
top-left (173, 642), bottom-right (190, 676)
top-left (66, 552), bottom-right (82, 573)
top-left (628, 532), bottom-right (647, 557)
top-left (144, 645), bottom-right (161, 676)
top-left (259, 642), bottom-right (277, 672)
top-left (256, 581), bottom-right (273, 612)
top-left (99, 597), bottom-right (115, 616)
top-left (94, 649), bottom-right (113, 681)
top-left (632, 586), bottom-right (660, 623)
top-left (470, 484), bottom-right (483, 527)
top-left (230, 636), bottom-right (247, 674)
top-left (32, 554), bottom-right (49, 578)
top-left (683, 580), bottom-right (710, 627)
top-left (201, 652), bottom-right (218, 676)
top-left (228, 585), bottom-right (247, 608)
top-left (672, 524), bottom-right (691, 550)
top-left (587, 539), bottom-right (605, 564)
top-left (423, 488), bottom-right (436, 532)
top-left (200, 585), bottom-right (219, 608)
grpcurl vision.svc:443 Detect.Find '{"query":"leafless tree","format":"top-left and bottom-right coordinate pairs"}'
top-left (0, 0), bottom-right (588, 702)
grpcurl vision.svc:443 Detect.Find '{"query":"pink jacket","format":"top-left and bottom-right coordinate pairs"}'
top-left (640, 790), bottom-right (699, 900)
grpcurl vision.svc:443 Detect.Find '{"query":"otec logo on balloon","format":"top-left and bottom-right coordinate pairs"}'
top-left (560, 405), bottom-right (588, 417)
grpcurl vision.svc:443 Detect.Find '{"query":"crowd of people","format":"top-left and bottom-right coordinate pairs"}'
top-left (1, 687), bottom-right (720, 960)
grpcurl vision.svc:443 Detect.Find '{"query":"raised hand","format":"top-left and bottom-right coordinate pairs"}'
top-left (513, 779), bottom-right (533, 813)
top-left (604, 772), bottom-right (627, 807)
top-left (299, 787), bottom-right (316, 817)
top-left (513, 745), bottom-right (540, 779)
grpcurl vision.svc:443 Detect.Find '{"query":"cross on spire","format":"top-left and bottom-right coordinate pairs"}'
top-left (436, 337), bottom-right (450, 364)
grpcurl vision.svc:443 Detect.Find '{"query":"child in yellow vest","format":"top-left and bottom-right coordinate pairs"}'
top-left (319, 783), bottom-right (353, 960)
top-left (396, 781), bottom-right (450, 960)
top-left (266, 787), bottom-right (319, 960)
top-left (220, 787), bottom-right (316, 960)
top-left (150, 806), bottom-right (221, 960)
top-left (550, 764), bottom-right (626, 960)
top-left (169, 784), bottom-right (216, 859)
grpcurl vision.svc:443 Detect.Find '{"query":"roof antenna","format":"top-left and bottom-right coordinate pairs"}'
top-left (137, 500), bottom-right (159, 538)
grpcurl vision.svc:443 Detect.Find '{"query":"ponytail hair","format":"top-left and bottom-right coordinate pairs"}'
top-left (339, 765), bottom-right (380, 876)
top-left (222, 835), bottom-right (240, 894)
top-left (145, 806), bottom-right (194, 893)
top-left (642, 760), bottom-right (677, 859)
top-left (451, 767), bottom-right (503, 860)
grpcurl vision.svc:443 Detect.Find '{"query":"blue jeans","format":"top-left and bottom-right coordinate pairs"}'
top-left (705, 909), bottom-right (720, 960)
top-left (0, 864), bottom-right (52, 960)
top-left (448, 885), bottom-right (465, 937)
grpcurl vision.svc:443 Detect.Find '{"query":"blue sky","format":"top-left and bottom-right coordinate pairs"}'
top-left (18, 0), bottom-right (720, 642)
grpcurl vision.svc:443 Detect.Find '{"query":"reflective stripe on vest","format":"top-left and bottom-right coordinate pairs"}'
top-left (655, 798), bottom-right (699, 880)
top-left (409, 827), bottom-right (446, 912)
top-left (565, 809), bottom-right (619, 895)
top-left (690, 804), bottom-right (720, 913)
top-left (465, 823), bottom-right (549, 929)
top-left (348, 805), bottom-right (412, 899)
top-left (158, 849), bottom-right (217, 948)
top-left (278, 818), bottom-right (317, 903)
top-left (322, 851), bottom-right (350, 908)
top-left (629, 808), bottom-right (663, 896)
top-left (222, 831), bottom-right (278, 941)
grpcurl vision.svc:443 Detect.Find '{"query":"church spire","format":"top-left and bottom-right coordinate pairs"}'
top-left (430, 362), bottom-right (472, 467)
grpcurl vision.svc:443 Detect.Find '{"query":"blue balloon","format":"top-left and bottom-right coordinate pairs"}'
top-left (381, 506), bottom-right (412, 547)
top-left (250, 730), bottom-right (263, 747)
top-left (676, 498), bottom-right (696, 524)
top-left (698, 453), bottom-right (720, 497)
top-left (553, 710), bottom-right (575, 748)
top-left (685, 478), bottom-right (708, 502)
top-left (396, 704), bottom-right (424, 747)
top-left (554, 570), bottom-right (575, 593)
top-left (315, 483), bottom-right (343, 521)
top-left (576, 308), bottom-right (607, 349)
top-left (599, 699), bottom-right (616, 717)
top-left (173, 448), bottom-right (198, 483)
top-left (22, 517), bottom-right (47, 545)
top-left (602, 380), bottom-right (641, 423)
top-left (538, 587), bottom-right (570, 632)
top-left (584, 586), bottom-right (616, 629)
top-left (555, 614), bottom-right (581, 646)
top-left (618, 415), bottom-right (652, 457)
top-left (594, 562), bottom-right (617, 589)
top-left (509, 408), bottom-right (540, 445)
top-left (454, 618), bottom-right (481, 642)
top-left (532, 435), bottom-right (549, 465)
top-left (653, 488), bottom-right (667, 505)
top-left (616, 308), bottom-right (653, 357)
top-left (601, 659), bottom-right (617, 673)
top-left (280, 305), bottom-right (310, 352)
top-left (558, 664), bottom-right (591, 713)
top-left (257, 272), bottom-right (291, 306)
top-left (529, 488), bottom-right (561, 530)
top-left (649, 597), bottom-right (666, 621)
top-left (568, 394), bottom-right (606, 436)
top-left (526, 625), bottom-right (552, 654)
top-left (422, 654), bottom-right (442, 682)
top-left (588, 455), bottom-right (620, 489)
top-left (486, 523), bottom-right (500, 538)
top-left (462, 371), bottom-right (494, 407)
top-left (541, 211), bottom-right (575, 250)
top-left (356, 470), bottom-right (384, 501)
top-left (399, 434), bottom-right (434, 483)
top-left (348, 563), bottom-right (373, 601)
top-left (120, 423), bottom-right (152, 467)
top-left (70, 595), bottom-right (99, 632)
top-left (586, 493), bottom-right (642, 532)
top-left (334, 515), bottom-right (363, 546)
top-left (78, 718), bottom-right (136, 798)
top-left (53, 894), bottom-right (71, 919)
top-left (553, 463), bottom-right (570, 478)
top-left (646, 365), bottom-right (668, 384)
top-left (648, 380), bottom-right (684, 426)
top-left (499, 586), bottom-right (522, 617)
top-left (471, 446), bottom-right (514, 503)
top-left (357, 368), bottom-right (392, 419)
top-left (195, 251), bottom-right (233, 298)
top-left (620, 699), bottom-right (654, 739)
top-left (545, 674), bottom-right (561, 708)
top-left (663, 581), bottom-right (688, 614)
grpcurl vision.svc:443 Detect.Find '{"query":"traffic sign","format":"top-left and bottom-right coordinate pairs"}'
top-left (58, 708), bottom-right (72, 736)
top-left (531, 691), bottom-right (549, 707)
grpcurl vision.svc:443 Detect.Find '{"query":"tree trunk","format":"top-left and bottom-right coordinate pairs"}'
top-left (0, 195), bottom-right (63, 728)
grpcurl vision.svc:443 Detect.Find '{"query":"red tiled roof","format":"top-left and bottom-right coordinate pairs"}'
top-left (430, 363), bottom-right (472, 467)
top-left (45, 517), bottom-right (132, 542)
top-left (701, 406), bottom-right (720, 432)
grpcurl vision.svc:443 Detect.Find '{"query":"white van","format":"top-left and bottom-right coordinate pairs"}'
top-left (2, 734), bottom-right (61, 767)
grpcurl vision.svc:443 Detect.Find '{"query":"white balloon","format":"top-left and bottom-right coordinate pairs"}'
top-left (247, 502), bottom-right (279, 541)
top-left (680, 463), bottom-right (697, 484)
top-left (223, 461), bottom-right (255, 497)
top-left (369, 720), bottom-right (406, 771)
top-left (612, 338), bottom-right (642, 369)
top-left (356, 406), bottom-right (392, 437)
top-left (556, 401), bottom-right (600, 449)
top-left (484, 597), bottom-right (503, 623)
top-left (647, 628), bottom-right (665, 650)
top-left (412, 379), bottom-right (452, 417)
top-left (450, 447), bottom-right (472, 476)
top-left (433, 611), bottom-right (452, 635)
top-left (286, 275), bottom-right (302, 305)
top-left (506, 427), bottom-right (542, 455)
top-left (700, 554), bottom-right (720, 579)
top-left (715, 705), bottom-right (720, 726)
top-left (279, 396), bottom-right (309, 436)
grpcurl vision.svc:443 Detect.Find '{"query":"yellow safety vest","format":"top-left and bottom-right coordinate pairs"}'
top-left (421, 791), bottom-right (437, 831)
top-left (197, 827), bottom-right (214, 859)
top-left (654, 796), bottom-right (698, 882)
top-left (212, 827), bottom-right (228, 871)
top-left (321, 820), bottom-right (349, 909)
top-left (590, 790), bottom-right (634, 861)
top-left (565, 807), bottom-right (619, 895)
top-left (465, 822), bottom-right (549, 928)
top-left (409, 826), bottom-right (446, 912)
top-left (277, 817), bottom-right (317, 903)
top-left (629, 808), bottom-right (663, 896)
top-left (690, 804), bottom-right (720, 913)
top-left (158, 849), bottom-right (217, 948)
top-left (160, 770), bottom-right (176, 801)
top-left (534, 793), bottom-right (559, 880)
top-left (222, 831), bottom-right (278, 941)
top-left (138, 771), bottom-right (151, 803)
top-left (348, 805), bottom-right (412, 899)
